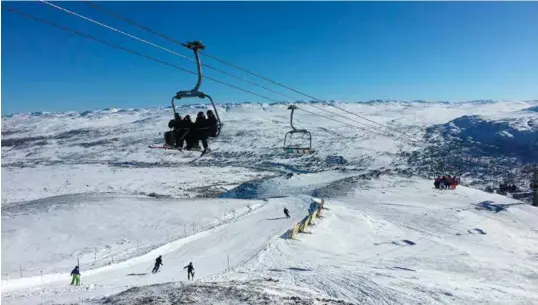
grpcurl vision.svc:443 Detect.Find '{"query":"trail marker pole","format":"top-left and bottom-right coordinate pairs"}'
top-left (19, 264), bottom-right (22, 278)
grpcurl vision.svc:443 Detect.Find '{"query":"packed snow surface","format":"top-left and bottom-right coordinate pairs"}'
top-left (2, 100), bottom-right (538, 304)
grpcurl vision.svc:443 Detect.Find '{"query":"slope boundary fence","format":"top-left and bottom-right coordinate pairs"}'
top-left (282, 198), bottom-right (326, 240)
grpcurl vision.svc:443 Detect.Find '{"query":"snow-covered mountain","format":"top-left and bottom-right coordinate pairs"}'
top-left (2, 100), bottom-right (538, 304)
top-left (2, 100), bottom-right (537, 197)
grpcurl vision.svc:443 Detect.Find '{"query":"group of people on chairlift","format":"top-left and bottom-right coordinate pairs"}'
top-left (165, 110), bottom-right (218, 153)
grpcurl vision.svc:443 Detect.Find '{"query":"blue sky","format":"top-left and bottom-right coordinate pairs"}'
top-left (2, 1), bottom-right (538, 114)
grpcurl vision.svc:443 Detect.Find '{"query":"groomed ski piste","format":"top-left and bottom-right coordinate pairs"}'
top-left (2, 100), bottom-right (538, 304)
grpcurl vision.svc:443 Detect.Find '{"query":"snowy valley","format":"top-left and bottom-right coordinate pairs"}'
top-left (2, 100), bottom-right (538, 305)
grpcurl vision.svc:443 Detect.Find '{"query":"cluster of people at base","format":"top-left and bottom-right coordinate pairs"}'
top-left (434, 175), bottom-right (459, 189)
top-left (499, 184), bottom-right (518, 193)
top-left (165, 110), bottom-right (218, 153)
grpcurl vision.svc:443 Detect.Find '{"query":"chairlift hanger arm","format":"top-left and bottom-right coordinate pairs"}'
top-left (287, 105), bottom-right (299, 130)
top-left (171, 41), bottom-right (222, 134)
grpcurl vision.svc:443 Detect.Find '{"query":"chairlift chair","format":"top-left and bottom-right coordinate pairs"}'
top-left (283, 105), bottom-right (315, 154)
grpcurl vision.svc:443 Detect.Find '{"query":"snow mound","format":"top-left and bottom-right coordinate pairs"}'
top-left (219, 170), bottom-right (366, 200)
top-left (523, 105), bottom-right (538, 112)
top-left (94, 280), bottom-right (355, 305)
top-left (426, 115), bottom-right (538, 160)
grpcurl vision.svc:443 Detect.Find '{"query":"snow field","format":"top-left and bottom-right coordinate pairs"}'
top-left (1, 164), bottom-right (276, 204)
top-left (2, 100), bottom-right (538, 304)
top-left (211, 176), bottom-right (538, 305)
top-left (1, 194), bottom-right (266, 280)
top-left (1, 195), bottom-right (315, 304)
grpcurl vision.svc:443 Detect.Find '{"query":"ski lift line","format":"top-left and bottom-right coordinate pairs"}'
top-left (39, 1), bottom-right (194, 60)
top-left (3, 6), bottom-right (281, 104)
top-left (21, 3), bottom-right (472, 151)
top-left (328, 104), bottom-right (423, 142)
top-left (297, 105), bottom-right (418, 143)
top-left (73, 0), bottom-right (296, 102)
top-left (302, 103), bottom-right (417, 143)
top-left (77, 1), bottom-right (431, 142)
top-left (296, 107), bottom-right (393, 139)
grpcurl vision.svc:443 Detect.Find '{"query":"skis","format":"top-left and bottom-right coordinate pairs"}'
top-left (148, 144), bottom-right (184, 152)
top-left (149, 143), bottom-right (218, 163)
top-left (188, 148), bottom-right (219, 164)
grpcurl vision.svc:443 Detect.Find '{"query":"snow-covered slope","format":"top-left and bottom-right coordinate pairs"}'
top-left (4, 174), bottom-right (536, 305)
top-left (214, 176), bottom-right (538, 305)
top-left (1, 194), bottom-right (265, 278)
top-left (2, 100), bottom-right (538, 304)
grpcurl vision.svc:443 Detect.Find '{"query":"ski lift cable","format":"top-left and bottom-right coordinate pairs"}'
top-left (82, 0), bottom-right (300, 102)
top-left (5, 4), bottom-right (414, 144)
top-left (296, 107), bottom-right (397, 139)
top-left (15, 3), bottom-right (471, 152)
top-left (302, 103), bottom-right (419, 144)
top-left (43, 0), bottom-right (406, 143)
top-left (41, 0), bottom-right (297, 102)
top-left (76, 0), bottom-right (427, 143)
top-left (3, 5), bottom-right (281, 104)
top-left (5, 7), bottom-right (525, 183)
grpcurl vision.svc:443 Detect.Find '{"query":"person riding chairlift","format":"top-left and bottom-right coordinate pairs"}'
top-left (206, 110), bottom-right (218, 138)
top-left (191, 111), bottom-right (210, 153)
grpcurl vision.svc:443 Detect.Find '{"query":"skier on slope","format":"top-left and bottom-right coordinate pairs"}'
top-left (283, 207), bottom-right (290, 219)
top-left (184, 262), bottom-right (195, 280)
top-left (152, 255), bottom-right (163, 273)
top-left (70, 265), bottom-right (80, 286)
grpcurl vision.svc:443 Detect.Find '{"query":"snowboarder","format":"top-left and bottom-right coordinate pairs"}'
top-left (70, 265), bottom-right (80, 286)
top-left (283, 207), bottom-right (290, 218)
top-left (184, 262), bottom-right (195, 280)
top-left (152, 255), bottom-right (163, 273)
